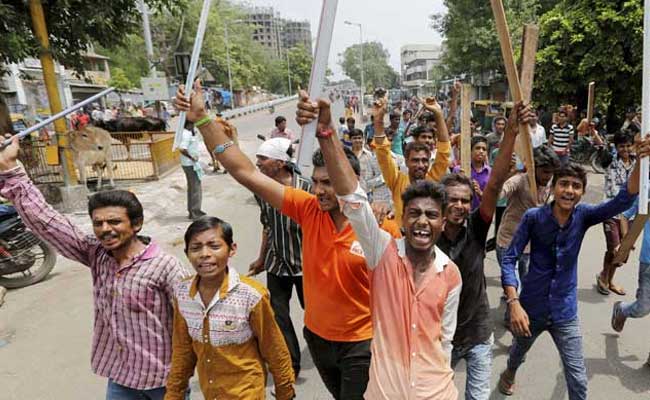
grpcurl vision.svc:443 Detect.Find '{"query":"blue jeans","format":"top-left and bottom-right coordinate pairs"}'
top-left (622, 262), bottom-right (650, 318)
top-left (106, 380), bottom-right (190, 400)
top-left (507, 318), bottom-right (587, 400)
top-left (451, 335), bottom-right (493, 400)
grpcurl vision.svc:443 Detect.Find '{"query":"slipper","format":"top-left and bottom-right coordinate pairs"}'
top-left (498, 371), bottom-right (515, 396)
top-left (596, 275), bottom-right (610, 295)
top-left (609, 284), bottom-right (626, 296)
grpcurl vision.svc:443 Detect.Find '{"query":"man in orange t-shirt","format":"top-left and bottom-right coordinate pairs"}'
top-left (174, 79), bottom-right (400, 400)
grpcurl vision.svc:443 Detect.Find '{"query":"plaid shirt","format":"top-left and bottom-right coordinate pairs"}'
top-left (0, 167), bottom-right (189, 390)
top-left (604, 158), bottom-right (635, 200)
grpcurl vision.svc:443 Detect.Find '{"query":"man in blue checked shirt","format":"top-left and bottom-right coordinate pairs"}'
top-left (496, 134), bottom-right (650, 400)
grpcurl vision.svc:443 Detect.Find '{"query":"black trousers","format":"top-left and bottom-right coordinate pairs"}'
top-left (266, 273), bottom-right (304, 375)
top-left (303, 327), bottom-right (371, 400)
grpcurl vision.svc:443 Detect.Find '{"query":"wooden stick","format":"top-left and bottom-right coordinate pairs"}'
top-left (461, 84), bottom-right (472, 175)
top-left (586, 82), bottom-right (595, 123)
top-left (613, 213), bottom-right (649, 265)
top-left (515, 24), bottom-right (539, 194)
top-left (490, 0), bottom-right (537, 200)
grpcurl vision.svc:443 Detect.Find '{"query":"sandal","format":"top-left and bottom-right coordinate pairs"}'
top-left (596, 275), bottom-right (610, 295)
top-left (498, 371), bottom-right (515, 396)
top-left (609, 284), bottom-right (626, 296)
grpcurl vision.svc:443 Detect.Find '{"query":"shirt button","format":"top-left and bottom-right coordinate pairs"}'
top-left (411, 324), bottom-right (417, 330)
top-left (209, 379), bottom-right (213, 384)
top-left (411, 382), bottom-right (416, 388)
top-left (207, 359), bottom-right (211, 363)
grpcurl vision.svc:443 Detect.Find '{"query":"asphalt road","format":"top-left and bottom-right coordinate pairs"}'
top-left (1, 100), bottom-right (650, 399)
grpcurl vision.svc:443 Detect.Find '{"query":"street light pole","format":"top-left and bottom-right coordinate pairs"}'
top-left (286, 49), bottom-right (292, 95)
top-left (138, 0), bottom-right (156, 77)
top-left (344, 21), bottom-right (364, 119)
top-left (224, 23), bottom-right (234, 109)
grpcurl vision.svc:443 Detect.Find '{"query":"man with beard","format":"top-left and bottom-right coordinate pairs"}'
top-left (436, 103), bottom-right (533, 400)
top-left (498, 136), bottom-right (650, 399)
top-left (296, 83), bottom-right (462, 400)
top-left (374, 97), bottom-right (451, 224)
top-left (174, 81), bottom-right (400, 400)
top-left (0, 135), bottom-right (188, 399)
top-left (248, 137), bottom-right (311, 378)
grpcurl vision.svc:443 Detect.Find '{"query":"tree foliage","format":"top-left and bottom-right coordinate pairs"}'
top-left (431, 0), bottom-right (540, 77)
top-left (535, 0), bottom-right (643, 130)
top-left (340, 42), bottom-right (399, 91)
top-left (108, 67), bottom-right (134, 91)
top-left (0, 0), bottom-right (184, 75)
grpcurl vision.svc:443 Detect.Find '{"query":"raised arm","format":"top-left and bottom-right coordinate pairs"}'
top-left (0, 136), bottom-right (93, 266)
top-left (371, 100), bottom-right (400, 190)
top-left (423, 97), bottom-right (451, 181)
top-left (175, 80), bottom-right (284, 209)
top-left (626, 133), bottom-right (650, 195)
top-left (295, 92), bottom-right (391, 268)
top-left (479, 102), bottom-right (533, 221)
top-left (446, 81), bottom-right (461, 132)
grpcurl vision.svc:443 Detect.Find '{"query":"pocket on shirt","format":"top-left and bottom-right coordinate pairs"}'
top-left (209, 318), bottom-right (252, 346)
top-left (122, 286), bottom-right (158, 313)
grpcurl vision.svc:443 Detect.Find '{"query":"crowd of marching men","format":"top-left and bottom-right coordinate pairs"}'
top-left (1, 78), bottom-right (650, 400)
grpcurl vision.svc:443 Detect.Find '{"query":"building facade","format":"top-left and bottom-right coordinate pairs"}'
top-left (400, 44), bottom-right (442, 95)
top-left (244, 6), bottom-right (312, 58)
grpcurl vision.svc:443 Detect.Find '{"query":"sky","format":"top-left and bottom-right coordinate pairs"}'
top-left (236, 0), bottom-right (447, 80)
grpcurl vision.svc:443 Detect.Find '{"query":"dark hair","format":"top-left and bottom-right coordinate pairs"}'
top-left (88, 190), bottom-right (144, 227)
top-left (441, 172), bottom-right (473, 193)
top-left (552, 164), bottom-right (587, 188)
top-left (184, 120), bottom-right (194, 130)
top-left (533, 145), bottom-right (561, 169)
top-left (339, 117), bottom-right (345, 124)
top-left (421, 111), bottom-right (436, 122)
top-left (346, 117), bottom-right (356, 124)
top-left (389, 112), bottom-right (401, 121)
top-left (494, 116), bottom-right (507, 125)
top-left (404, 142), bottom-right (432, 159)
top-left (401, 180), bottom-right (448, 214)
top-left (348, 128), bottom-right (364, 139)
top-left (471, 135), bottom-right (488, 149)
top-left (403, 109), bottom-right (412, 116)
top-left (411, 126), bottom-right (434, 138)
top-left (312, 147), bottom-right (361, 176)
top-left (275, 116), bottom-right (286, 126)
top-left (184, 216), bottom-right (234, 253)
top-left (613, 131), bottom-right (634, 146)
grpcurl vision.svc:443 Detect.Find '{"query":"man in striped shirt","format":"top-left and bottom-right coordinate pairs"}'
top-left (248, 137), bottom-right (310, 378)
top-left (0, 136), bottom-right (188, 399)
top-left (549, 110), bottom-right (574, 166)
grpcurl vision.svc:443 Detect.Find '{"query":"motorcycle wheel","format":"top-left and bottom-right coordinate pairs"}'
top-left (0, 239), bottom-right (56, 289)
top-left (590, 152), bottom-right (606, 174)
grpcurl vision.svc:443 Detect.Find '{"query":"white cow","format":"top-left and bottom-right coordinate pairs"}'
top-left (69, 126), bottom-right (115, 190)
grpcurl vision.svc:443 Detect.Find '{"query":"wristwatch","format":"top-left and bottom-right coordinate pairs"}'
top-left (316, 127), bottom-right (335, 139)
top-left (214, 140), bottom-right (234, 154)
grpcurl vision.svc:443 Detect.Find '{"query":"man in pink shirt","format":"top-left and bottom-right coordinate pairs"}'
top-left (269, 116), bottom-right (297, 141)
top-left (296, 92), bottom-right (462, 399)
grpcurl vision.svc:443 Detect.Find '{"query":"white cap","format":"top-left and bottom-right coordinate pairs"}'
top-left (256, 138), bottom-right (292, 162)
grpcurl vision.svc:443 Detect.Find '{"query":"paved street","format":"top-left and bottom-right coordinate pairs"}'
top-left (1, 101), bottom-right (650, 399)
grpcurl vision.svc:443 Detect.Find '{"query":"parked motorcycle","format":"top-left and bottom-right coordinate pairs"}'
top-left (0, 204), bottom-right (56, 289)
top-left (569, 135), bottom-right (613, 174)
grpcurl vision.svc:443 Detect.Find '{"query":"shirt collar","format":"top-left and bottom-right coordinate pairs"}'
top-left (396, 239), bottom-right (450, 273)
top-left (188, 266), bottom-right (240, 300)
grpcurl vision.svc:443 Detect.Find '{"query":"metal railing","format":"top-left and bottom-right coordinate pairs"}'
top-left (19, 132), bottom-right (180, 185)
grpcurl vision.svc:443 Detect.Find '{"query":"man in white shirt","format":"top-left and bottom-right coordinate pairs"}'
top-left (529, 110), bottom-right (547, 149)
top-left (178, 121), bottom-right (206, 220)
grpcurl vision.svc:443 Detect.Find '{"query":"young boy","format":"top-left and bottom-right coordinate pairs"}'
top-left (452, 135), bottom-right (491, 210)
top-left (498, 135), bottom-right (650, 400)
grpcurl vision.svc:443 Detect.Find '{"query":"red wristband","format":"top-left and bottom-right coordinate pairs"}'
top-left (316, 127), bottom-right (335, 138)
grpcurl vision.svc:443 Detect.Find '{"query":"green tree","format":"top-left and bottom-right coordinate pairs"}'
top-left (95, 35), bottom-right (149, 88)
top-left (535, 0), bottom-right (643, 131)
top-left (430, 0), bottom-right (541, 77)
top-left (0, 0), bottom-right (184, 75)
top-left (340, 42), bottom-right (399, 91)
top-left (108, 67), bottom-right (134, 91)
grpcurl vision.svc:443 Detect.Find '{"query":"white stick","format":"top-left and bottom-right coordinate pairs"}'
top-left (296, 0), bottom-right (339, 173)
top-left (641, 0), bottom-right (650, 214)
top-left (173, 0), bottom-right (213, 151)
top-left (3, 87), bottom-right (115, 146)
